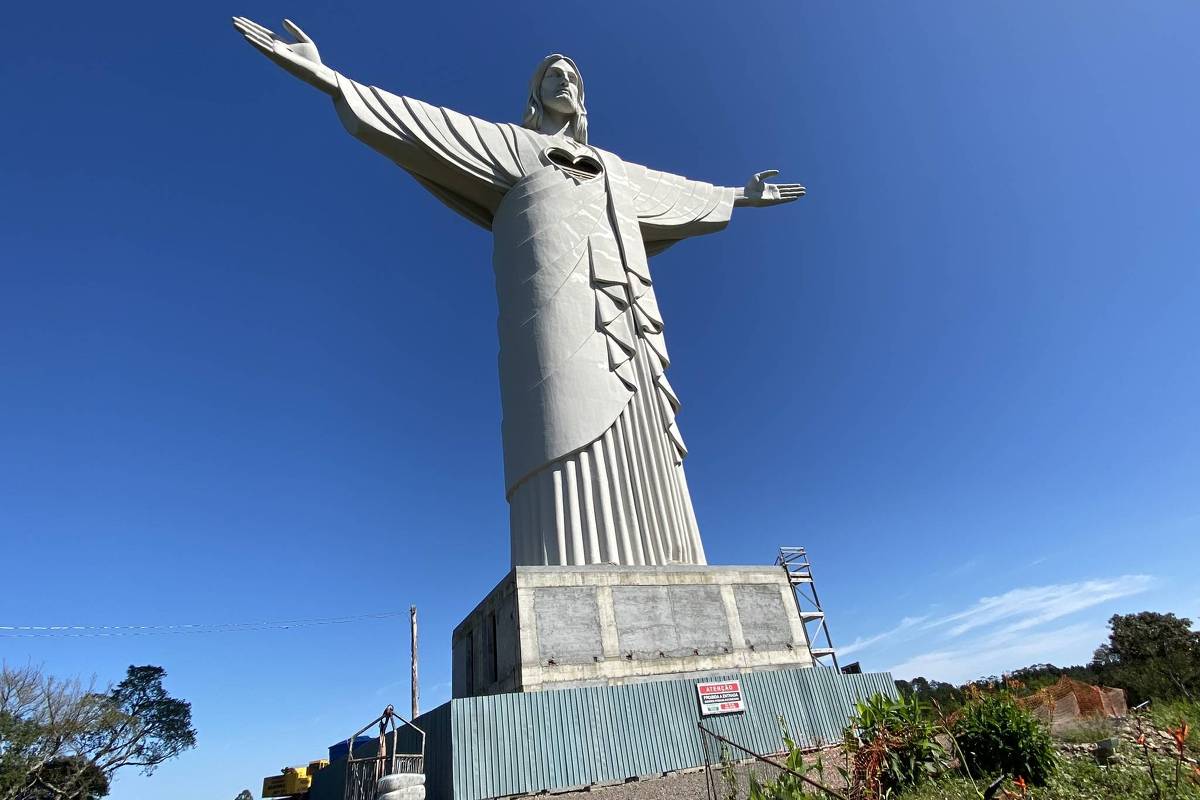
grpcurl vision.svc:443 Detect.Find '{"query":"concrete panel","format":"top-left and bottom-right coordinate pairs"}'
top-left (734, 583), bottom-right (793, 651)
top-left (495, 590), bottom-right (519, 687)
top-left (613, 585), bottom-right (732, 660)
top-left (669, 585), bottom-right (731, 655)
top-left (479, 610), bottom-right (497, 686)
top-left (612, 585), bottom-right (677, 657)
top-left (534, 586), bottom-right (602, 664)
top-left (451, 634), bottom-right (472, 697)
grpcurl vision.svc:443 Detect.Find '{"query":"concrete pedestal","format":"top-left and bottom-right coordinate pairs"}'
top-left (452, 565), bottom-right (812, 698)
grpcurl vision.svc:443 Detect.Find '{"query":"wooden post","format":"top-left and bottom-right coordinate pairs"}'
top-left (410, 605), bottom-right (419, 719)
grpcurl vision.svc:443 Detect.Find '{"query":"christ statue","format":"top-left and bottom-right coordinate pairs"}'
top-left (233, 18), bottom-right (805, 570)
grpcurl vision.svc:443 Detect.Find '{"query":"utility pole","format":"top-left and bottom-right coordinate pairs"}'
top-left (410, 605), bottom-right (419, 719)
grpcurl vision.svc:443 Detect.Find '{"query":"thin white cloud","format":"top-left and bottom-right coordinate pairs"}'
top-left (844, 574), bottom-right (1154, 683)
top-left (840, 615), bottom-right (927, 657)
top-left (926, 575), bottom-right (1154, 638)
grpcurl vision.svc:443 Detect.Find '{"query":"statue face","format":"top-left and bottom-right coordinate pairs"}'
top-left (539, 58), bottom-right (580, 117)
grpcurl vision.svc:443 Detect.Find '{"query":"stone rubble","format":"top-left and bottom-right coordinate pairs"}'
top-left (1053, 716), bottom-right (1197, 766)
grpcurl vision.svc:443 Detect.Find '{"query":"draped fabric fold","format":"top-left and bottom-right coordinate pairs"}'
top-left (332, 74), bottom-right (734, 567)
top-left (508, 337), bottom-right (706, 567)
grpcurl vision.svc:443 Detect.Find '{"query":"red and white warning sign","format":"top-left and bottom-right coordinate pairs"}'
top-left (696, 679), bottom-right (747, 716)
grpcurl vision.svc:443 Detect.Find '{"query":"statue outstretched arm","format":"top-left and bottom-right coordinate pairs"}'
top-left (733, 170), bottom-right (806, 208)
top-left (233, 17), bottom-right (524, 229)
top-left (625, 162), bottom-right (804, 254)
top-left (233, 18), bottom-right (338, 95)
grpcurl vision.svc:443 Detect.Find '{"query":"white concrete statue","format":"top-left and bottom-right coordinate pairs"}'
top-left (233, 18), bottom-right (805, 569)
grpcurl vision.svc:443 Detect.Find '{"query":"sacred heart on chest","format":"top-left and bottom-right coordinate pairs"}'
top-left (542, 146), bottom-right (604, 183)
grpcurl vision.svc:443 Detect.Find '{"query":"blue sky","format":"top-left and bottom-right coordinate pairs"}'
top-left (2, 0), bottom-right (1197, 797)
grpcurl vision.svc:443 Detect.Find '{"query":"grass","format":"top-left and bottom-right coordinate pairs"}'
top-left (893, 750), bottom-right (1200, 800)
top-left (1052, 718), bottom-right (1116, 744)
top-left (1150, 698), bottom-right (1200, 750)
top-left (897, 753), bottom-right (1195, 800)
top-left (750, 693), bottom-right (1200, 800)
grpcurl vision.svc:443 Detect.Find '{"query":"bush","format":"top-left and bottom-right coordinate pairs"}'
top-left (953, 692), bottom-right (1057, 786)
top-left (845, 693), bottom-right (951, 797)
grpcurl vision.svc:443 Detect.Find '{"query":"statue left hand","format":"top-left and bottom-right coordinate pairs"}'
top-left (232, 17), bottom-right (337, 95)
top-left (738, 170), bottom-right (806, 207)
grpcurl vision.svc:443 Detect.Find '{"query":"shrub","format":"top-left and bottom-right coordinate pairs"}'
top-left (1150, 698), bottom-right (1200, 752)
top-left (844, 693), bottom-right (951, 797)
top-left (953, 692), bottom-right (1057, 786)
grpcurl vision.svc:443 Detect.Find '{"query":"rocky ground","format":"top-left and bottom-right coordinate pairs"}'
top-left (1056, 715), bottom-right (1197, 766)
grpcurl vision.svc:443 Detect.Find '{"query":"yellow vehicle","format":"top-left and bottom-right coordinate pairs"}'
top-left (261, 760), bottom-right (328, 799)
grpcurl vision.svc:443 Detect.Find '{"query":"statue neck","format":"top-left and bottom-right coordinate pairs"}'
top-left (538, 109), bottom-right (575, 140)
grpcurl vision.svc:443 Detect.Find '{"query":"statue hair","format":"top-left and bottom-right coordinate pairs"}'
top-left (522, 54), bottom-right (588, 144)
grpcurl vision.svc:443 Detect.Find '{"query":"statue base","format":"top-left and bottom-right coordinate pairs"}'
top-left (451, 564), bottom-right (813, 698)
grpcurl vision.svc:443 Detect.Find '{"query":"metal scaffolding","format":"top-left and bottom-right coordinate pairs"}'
top-left (776, 546), bottom-right (839, 670)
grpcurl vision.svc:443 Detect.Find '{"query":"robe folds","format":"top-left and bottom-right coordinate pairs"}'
top-left (333, 74), bottom-right (735, 568)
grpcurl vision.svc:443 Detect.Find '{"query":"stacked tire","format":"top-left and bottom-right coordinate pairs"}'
top-left (376, 772), bottom-right (425, 800)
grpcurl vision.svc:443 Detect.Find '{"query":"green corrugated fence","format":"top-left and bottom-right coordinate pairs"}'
top-left (383, 667), bottom-right (895, 800)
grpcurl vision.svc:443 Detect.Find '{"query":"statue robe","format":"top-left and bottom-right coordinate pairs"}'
top-left (333, 74), bottom-right (735, 568)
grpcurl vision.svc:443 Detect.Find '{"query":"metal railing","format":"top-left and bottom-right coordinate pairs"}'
top-left (343, 705), bottom-right (425, 800)
top-left (698, 721), bottom-right (846, 800)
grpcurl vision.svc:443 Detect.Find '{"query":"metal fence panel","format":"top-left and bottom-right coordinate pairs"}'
top-left (432, 668), bottom-right (895, 800)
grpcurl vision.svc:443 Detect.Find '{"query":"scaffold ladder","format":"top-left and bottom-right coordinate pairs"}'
top-left (776, 546), bottom-right (839, 670)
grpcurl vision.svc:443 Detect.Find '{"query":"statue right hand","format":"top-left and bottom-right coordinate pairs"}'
top-left (232, 17), bottom-right (336, 95)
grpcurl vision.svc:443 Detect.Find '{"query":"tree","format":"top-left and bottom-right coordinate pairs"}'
top-left (895, 676), bottom-right (966, 712)
top-left (21, 759), bottom-right (108, 800)
top-left (0, 665), bottom-right (100, 800)
top-left (0, 664), bottom-right (195, 800)
top-left (84, 666), bottom-right (197, 777)
top-left (234, 791), bottom-right (254, 800)
top-left (1090, 612), bottom-right (1200, 703)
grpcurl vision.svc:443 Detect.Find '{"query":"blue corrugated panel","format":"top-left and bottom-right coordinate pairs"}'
top-left (432, 668), bottom-right (896, 800)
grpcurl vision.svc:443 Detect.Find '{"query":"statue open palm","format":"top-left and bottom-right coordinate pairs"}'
top-left (740, 170), bottom-right (806, 207)
top-left (233, 17), bottom-right (336, 94)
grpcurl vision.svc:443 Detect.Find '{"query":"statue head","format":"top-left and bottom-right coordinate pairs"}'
top-left (523, 54), bottom-right (588, 144)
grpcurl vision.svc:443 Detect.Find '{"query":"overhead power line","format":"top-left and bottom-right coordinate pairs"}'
top-left (0, 610), bottom-right (409, 638)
